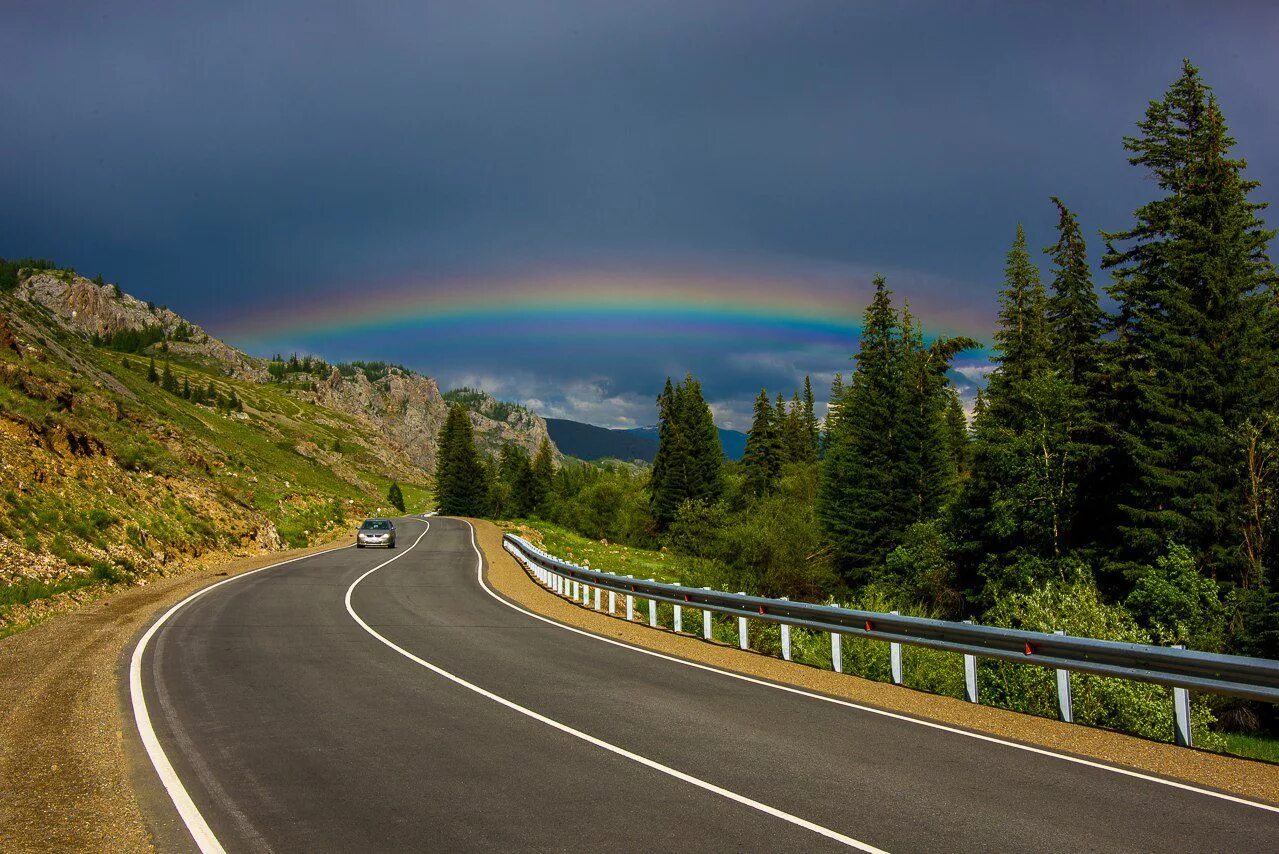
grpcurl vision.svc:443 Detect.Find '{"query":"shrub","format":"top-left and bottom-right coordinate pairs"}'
top-left (981, 572), bottom-right (1222, 748)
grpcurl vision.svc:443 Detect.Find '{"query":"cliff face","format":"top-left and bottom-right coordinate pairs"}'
top-left (17, 271), bottom-right (268, 381)
top-left (308, 368), bottom-right (556, 472)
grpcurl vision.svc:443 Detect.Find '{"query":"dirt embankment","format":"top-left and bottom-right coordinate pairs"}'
top-left (469, 519), bottom-right (1279, 807)
top-left (0, 535), bottom-right (352, 853)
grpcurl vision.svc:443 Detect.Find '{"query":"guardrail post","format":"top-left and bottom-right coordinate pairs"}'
top-left (702, 588), bottom-right (713, 640)
top-left (963, 620), bottom-right (978, 704)
top-left (780, 598), bottom-right (791, 661)
top-left (737, 593), bottom-right (749, 650)
top-left (608, 590), bottom-right (616, 614)
top-left (889, 611), bottom-right (903, 685)
top-left (648, 581), bottom-right (658, 627)
top-left (1173, 644), bottom-right (1193, 747)
top-left (674, 604), bottom-right (682, 633)
top-left (831, 632), bottom-right (842, 673)
top-left (593, 585), bottom-right (601, 611)
top-left (1054, 630), bottom-right (1073, 723)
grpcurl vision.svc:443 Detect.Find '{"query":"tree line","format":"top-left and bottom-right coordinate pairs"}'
top-left (427, 62), bottom-right (1276, 741)
top-left (434, 404), bottom-right (556, 518)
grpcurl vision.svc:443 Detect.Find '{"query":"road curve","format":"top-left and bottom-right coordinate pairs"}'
top-left (131, 517), bottom-right (1279, 852)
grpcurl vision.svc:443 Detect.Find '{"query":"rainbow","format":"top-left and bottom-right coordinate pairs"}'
top-left (216, 271), bottom-right (988, 353)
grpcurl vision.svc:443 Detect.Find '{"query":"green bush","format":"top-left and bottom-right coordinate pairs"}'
top-left (981, 572), bottom-right (1223, 748)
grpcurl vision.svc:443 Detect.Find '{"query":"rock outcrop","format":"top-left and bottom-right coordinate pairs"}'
top-left (17, 271), bottom-right (267, 381)
top-left (308, 367), bottom-right (556, 472)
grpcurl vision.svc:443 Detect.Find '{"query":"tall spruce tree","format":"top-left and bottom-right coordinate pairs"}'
top-left (818, 275), bottom-right (905, 581)
top-left (1101, 60), bottom-right (1278, 596)
top-left (742, 390), bottom-right (780, 496)
top-left (958, 224), bottom-right (1095, 598)
top-left (989, 224), bottom-right (1050, 403)
top-left (530, 438), bottom-right (555, 512)
top-left (649, 378), bottom-right (677, 521)
top-left (649, 375), bottom-right (723, 526)
top-left (943, 388), bottom-right (970, 478)
top-left (801, 375), bottom-right (819, 461)
top-left (1044, 196), bottom-right (1108, 562)
top-left (1045, 197), bottom-right (1104, 384)
top-left (435, 404), bottom-right (491, 516)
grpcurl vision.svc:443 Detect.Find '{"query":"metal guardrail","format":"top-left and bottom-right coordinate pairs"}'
top-left (503, 534), bottom-right (1279, 748)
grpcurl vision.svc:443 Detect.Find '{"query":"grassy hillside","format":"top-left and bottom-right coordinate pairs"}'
top-left (0, 292), bottom-right (430, 635)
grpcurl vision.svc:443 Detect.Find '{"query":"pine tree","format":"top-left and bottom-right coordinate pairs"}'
top-left (181, 377), bottom-right (191, 400)
top-left (649, 378), bottom-right (677, 522)
top-left (161, 360), bottom-right (178, 393)
top-left (801, 375), bottom-right (819, 462)
top-left (679, 375), bottom-right (724, 503)
top-left (1101, 60), bottom-right (1278, 591)
top-left (818, 275), bottom-right (905, 581)
top-left (1044, 195), bottom-right (1108, 562)
top-left (775, 392), bottom-right (795, 463)
top-left (989, 224), bottom-right (1050, 406)
top-left (1045, 197), bottom-right (1104, 385)
top-left (387, 482), bottom-right (406, 513)
top-left (146, 358), bottom-right (158, 384)
top-left (530, 438), bottom-right (555, 513)
top-left (824, 372), bottom-right (845, 445)
top-left (742, 390), bottom-right (780, 496)
top-left (649, 375), bottom-right (723, 526)
top-left (944, 388), bottom-right (970, 477)
top-left (435, 405), bottom-right (491, 516)
top-left (958, 224), bottom-right (1093, 597)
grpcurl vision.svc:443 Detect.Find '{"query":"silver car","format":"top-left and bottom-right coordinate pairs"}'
top-left (356, 518), bottom-right (396, 548)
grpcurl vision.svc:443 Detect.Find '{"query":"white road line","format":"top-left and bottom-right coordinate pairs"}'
top-left (344, 521), bottom-right (885, 851)
top-left (475, 523), bottom-right (1279, 816)
top-left (128, 538), bottom-right (399, 854)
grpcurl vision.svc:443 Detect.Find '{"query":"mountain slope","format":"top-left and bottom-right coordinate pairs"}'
top-left (625, 424), bottom-right (748, 460)
top-left (546, 418), bottom-right (660, 462)
top-left (0, 265), bottom-right (556, 634)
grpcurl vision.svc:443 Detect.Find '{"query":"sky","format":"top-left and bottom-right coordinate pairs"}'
top-left (3, 2), bottom-right (1277, 429)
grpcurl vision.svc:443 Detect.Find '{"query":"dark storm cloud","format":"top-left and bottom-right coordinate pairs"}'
top-left (3, 2), bottom-right (1277, 425)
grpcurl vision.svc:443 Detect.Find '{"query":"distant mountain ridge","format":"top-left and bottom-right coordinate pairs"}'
top-left (546, 419), bottom-right (747, 462)
top-left (545, 418), bottom-right (660, 462)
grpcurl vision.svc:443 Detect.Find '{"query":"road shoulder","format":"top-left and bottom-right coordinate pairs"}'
top-left (0, 535), bottom-right (352, 853)
top-left (468, 518), bottom-right (1279, 807)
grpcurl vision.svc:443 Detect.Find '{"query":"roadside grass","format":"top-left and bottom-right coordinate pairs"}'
top-left (1221, 733), bottom-right (1279, 764)
top-left (497, 519), bottom-right (687, 583)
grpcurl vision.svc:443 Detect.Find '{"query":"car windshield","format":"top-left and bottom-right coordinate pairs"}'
top-left (361, 520), bottom-right (391, 530)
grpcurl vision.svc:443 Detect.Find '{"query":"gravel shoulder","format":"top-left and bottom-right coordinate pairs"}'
top-left (469, 518), bottom-right (1279, 807)
top-left (0, 535), bottom-right (353, 853)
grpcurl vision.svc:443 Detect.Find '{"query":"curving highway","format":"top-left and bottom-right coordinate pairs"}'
top-left (130, 517), bottom-right (1279, 852)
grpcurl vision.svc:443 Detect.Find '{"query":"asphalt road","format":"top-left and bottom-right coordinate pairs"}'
top-left (132, 516), bottom-right (1279, 852)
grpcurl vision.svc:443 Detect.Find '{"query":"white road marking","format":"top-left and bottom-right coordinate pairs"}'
top-left (129, 538), bottom-right (414, 854)
top-left (344, 521), bottom-right (885, 851)
top-left (477, 523), bottom-right (1279, 816)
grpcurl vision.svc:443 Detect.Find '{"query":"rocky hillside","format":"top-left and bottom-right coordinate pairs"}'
top-left (307, 368), bottom-right (556, 472)
top-left (15, 269), bottom-right (556, 473)
top-left (18, 270), bottom-right (267, 381)
top-left (0, 265), bottom-right (557, 635)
